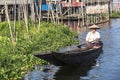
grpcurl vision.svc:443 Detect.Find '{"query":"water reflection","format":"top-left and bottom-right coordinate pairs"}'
top-left (24, 60), bottom-right (98, 80)
top-left (24, 65), bottom-right (59, 80)
top-left (54, 61), bottom-right (97, 80)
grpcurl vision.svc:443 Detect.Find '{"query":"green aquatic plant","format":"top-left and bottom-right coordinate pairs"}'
top-left (0, 21), bottom-right (78, 79)
top-left (110, 11), bottom-right (120, 18)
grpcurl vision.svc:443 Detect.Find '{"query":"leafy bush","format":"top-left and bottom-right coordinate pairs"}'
top-left (0, 21), bottom-right (78, 79)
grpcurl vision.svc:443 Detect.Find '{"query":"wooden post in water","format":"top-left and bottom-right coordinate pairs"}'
top-left (108, 0), bottom-right (111, 21)
top-left (101, 1), bottom-right (103, 21)
top-left (78, 5), bottom-right (81, 28)
top-left (77, 6), bottom-right (80, 32)
top-left (67, 0), bottom-right (70, 27)
top-left (95, 0), bottom-right (97, 23)
top-left (93, 0), bottom-right (95, 24)
top-left (93, 1), bottom-right (97, 24)
top-left (100, 0), bottom-right (102, 22)
top-left (82, 0), bottom-right (85, 26)
top-left (98, 0), bottom-right (100, 23)
top-left (86, 0), bottom-right (89, 26)
top-left (90, 0), bottom-right (93, 24)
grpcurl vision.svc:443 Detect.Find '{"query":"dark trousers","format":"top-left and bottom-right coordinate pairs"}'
top-left (86, 41), bottom-right (102, 49)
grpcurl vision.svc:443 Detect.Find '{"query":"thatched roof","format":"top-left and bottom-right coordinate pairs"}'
top-left (0, 0), bottom-right (33, 5)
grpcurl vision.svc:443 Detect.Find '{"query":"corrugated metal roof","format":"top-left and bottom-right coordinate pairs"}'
top-left (0, 0), bottom-right (33, 5)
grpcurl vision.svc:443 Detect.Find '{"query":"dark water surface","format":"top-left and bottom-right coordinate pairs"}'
top-left (25, 19), bottom-right (120, 80)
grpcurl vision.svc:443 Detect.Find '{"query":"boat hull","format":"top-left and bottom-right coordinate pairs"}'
top-left (53, 46), bottom-right (102, 64)
top-left (34, 52), bottom-right (66, 65)
top-left (34, 46), bottom-right (103, 66)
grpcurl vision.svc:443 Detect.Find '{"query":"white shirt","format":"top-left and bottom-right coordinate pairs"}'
top-left (86, 31), bottom-right (100, 42)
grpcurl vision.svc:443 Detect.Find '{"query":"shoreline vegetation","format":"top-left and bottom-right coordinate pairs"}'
top-left (110, 11), bottom-right (120, 18)
top-left (0, 21), bottom-right (78, 79)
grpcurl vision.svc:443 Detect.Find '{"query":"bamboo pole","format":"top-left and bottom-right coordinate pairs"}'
top-left (100, 0), bottom-right (102, 22)
top-left (31, 0), bottom-right (35, 22)
top-left (50, 1), bottom-right (56, 25)
top-left (38, 0), bottom-right (42, 31)
top-left (93, 0), bottom-right (95, 24)
top-left (20, 0), bottom-right (30, 39)
top-left (101, 1), bottom-right (103, 21)
top-left (86, 0), bottom-right (88, 26)
top-left (18, 4), bottom-right (20, 21)
top-left (59, 0), bottom-right (63, 24)
top-left (34, 0), bottom-right (39, 22)
top-left (30, 0), bottom-right (35, 28)
top-left (68, 1), bottom-right (70, 27)
top-left (79, 1), bottom-right (83, 28)
top-left (90, 0), bottom-right (93, 24)
top-left (76, 1), bottom-right (80, 33)
top-left (4, 0), bottom-right (14, 44)
top-left (55, 2), bottom-right (59, 24)
top-left (78, 6), bottom-right (81, 27)
top-left (98, 0), bottom-right (100, 23)
top-left (13, 0), bottom-right (16, 42)
top-left (94, 1), bottom-right (96, 23)
top-left (47, 2), bottom-right (50, 23)
top-left (82, 0), bottom-right (85, 26)
top-left (108, 0), bottom-right (110, 20)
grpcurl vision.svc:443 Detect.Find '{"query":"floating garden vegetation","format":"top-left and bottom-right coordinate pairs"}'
top-left (0, 21), bottom-right (78, 79)
top-left (110, 11), bottom-right (120, 18)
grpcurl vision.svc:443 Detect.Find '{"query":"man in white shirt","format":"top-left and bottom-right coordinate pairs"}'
top-left (85, 24), bottom-right (101, 48)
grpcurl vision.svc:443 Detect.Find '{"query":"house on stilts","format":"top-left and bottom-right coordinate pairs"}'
top-left (0, 0), bottom-right (112, 26)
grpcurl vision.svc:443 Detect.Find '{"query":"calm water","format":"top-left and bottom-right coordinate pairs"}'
top-left (25, 19), bottom-right (120, 80)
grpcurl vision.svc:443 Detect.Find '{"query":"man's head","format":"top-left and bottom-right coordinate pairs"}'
top-left (91, 28), bottom-right (97, 33)
top-left (88, 24), bottom-right (100, 33)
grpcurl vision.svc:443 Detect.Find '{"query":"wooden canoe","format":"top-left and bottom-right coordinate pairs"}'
top-left (34, 45), bottom-right (103, 66)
